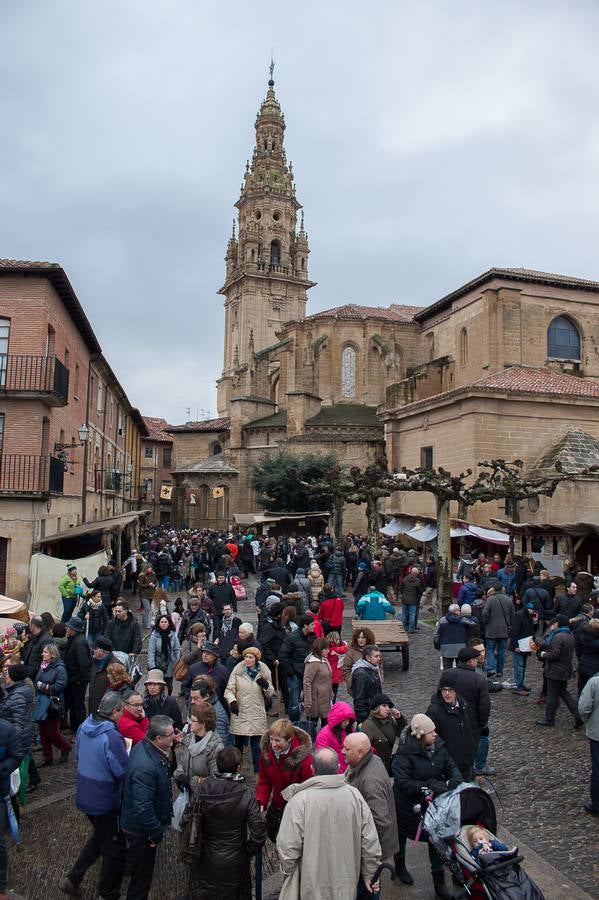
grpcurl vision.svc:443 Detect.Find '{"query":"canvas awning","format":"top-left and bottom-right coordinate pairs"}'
top-left (39, 510), bottom-right (148, 545)
top-left (381, 515), bottom-right (509, 545)
top-left (233, 511), bottom-right (330, 527)
top-left (491, 518), bottom-right (599, 537)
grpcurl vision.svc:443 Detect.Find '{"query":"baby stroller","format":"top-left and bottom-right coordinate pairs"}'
top-left (423, 784), bottom-right (545, 899)
top-left (230, 575), bottom-right (247, 601)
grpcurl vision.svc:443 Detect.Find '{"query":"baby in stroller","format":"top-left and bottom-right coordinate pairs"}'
top-left (465, 826), bottom-right (518, 866)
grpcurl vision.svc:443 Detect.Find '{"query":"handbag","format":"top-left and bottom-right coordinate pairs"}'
top-left (31, 693), bottom-right (51, 722)
top-left (173, 657), bottom-right (189, 682)
top-left (265, 802), bottom-right (284, 842)
top-left (171, 788), bottom-right (189, 832)
top-left (179, 794), bottom-right (203, 864)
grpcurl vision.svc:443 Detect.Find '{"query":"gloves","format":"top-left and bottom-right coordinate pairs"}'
top-left (229, 701), bottom-right (239, 716)
top-left (256, 676), bottom-right (269, 690)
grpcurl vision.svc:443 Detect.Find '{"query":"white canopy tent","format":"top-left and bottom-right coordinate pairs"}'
top-left (381, 516), bottom-right (509, 545)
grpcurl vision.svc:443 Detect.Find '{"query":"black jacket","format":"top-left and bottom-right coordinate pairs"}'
top-left (105, 613), bottom-right (142, 655)
top-left (392, 732), bottom-right (462, 839)
top-left (437, 663), bottom-right (490, 739)
top-left (426, 692), bottom-right (474, 775)
top-left (508, 607), bottom-right (538, 651)
top-left (88, 652), bottom-right (117, 715)
top-left (543, 629), bottom-right (576, 681)
top-left (258, 616), bottom-right (286, 671)
top-left (177, 607), bottom-right (212, 642)
top-left (265, 565), bottom-right (293, 591)
top-left (64, 632), bottom-right (92, 684)
top-left (217, 617), bottom-right (242, 661)
top-left (183, 660), bottom-right (230, 699)
top-left (0, 719), bottom-right (23, 796)
top-left (142, 692), bottom-right (183, 731)
top-left (190, 774), bottom-right (266, 900)
top-left (0, 681), bottom-right (34, 756)
top-left (208, 582), bottom-right (237, 614)
top-left (350, 661), bottom-right (383, 723)
top-left (121, 738), bottom-right (173, 841)
top-left (78, 600), bottom-right (110, 636)
top-left (83, 574), bottom-right (115, 609)
top-left (21, 629), bottom-right (53, 680)
top-left (278, 629), bottom-right (314, 679)
top-left (576, 625), bottom-right (599, 677)
top-left (555, 593), bottom-right (582, 620)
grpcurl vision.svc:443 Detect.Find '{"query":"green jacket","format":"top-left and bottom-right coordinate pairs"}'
top-left (58, 573), bottom-right (82, 598)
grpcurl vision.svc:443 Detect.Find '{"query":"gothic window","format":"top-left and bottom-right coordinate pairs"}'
top-left (547, 316), bottom-right (581, 360)
top-left (341, 345), bottom-right (357, 398)
top-left (460, 327), bottom-right (468, 365)
top-left (212, 442), bottom-right (222, 456)
top-left (270, 240), bottom-right (281, 266)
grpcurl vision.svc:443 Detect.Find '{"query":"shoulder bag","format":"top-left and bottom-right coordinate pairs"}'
top-left (179, 793), bottom-right (203, 864)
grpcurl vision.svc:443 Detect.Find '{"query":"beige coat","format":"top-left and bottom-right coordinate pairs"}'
top-left (224, 660), bottom-right (274, 737)
top-left (307, 566), bottom-right (324, 603)
top-left (277, 774), bottom-right (381, 900)
top-left (345, 750), bottom-right (399, 860)
top-left (302, 655), bottom-right (333, 720)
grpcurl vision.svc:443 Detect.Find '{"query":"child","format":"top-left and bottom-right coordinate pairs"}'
top-left (466, 826), bottom-right (515, 865)
top-left (326, 631), bottom-right (348, 701)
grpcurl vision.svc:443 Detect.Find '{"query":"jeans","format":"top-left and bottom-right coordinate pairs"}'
top-left (61, 596), bottom-right (77, 623)
top-left (0, 798), bottom-right (7, 892)
top-left (234, 734), bottom-right (261, 772)
top-left (125, 834), bottom-right (157, 900)
top-left (159, 575), bottom-right (170, 591)
top-left (485, 638), bottom-right (507, 674)
top-left (65, 681), bottom-right (88, 733)
top-left (545, 678), bottom-right (580, 724)
top-left (474, 731), bottom-right (490, 772)
top-left (69, 810), bottom-right (126, 900)
top-left (287, 674), bottom-right (301, 723)
top-left (140, 597), bottom-right (152, 628)
top-left (511, 651), bottom-right (528, 690)
top-left (330, 573), bottom-right (344, 596)
top-left (589, 739), bottom-right (599, 811)
top-left (401, 603), bottom-right (417, 631)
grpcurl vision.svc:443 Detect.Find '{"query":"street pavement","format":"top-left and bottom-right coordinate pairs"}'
top-left (6, 582), bottom-right (599, 898)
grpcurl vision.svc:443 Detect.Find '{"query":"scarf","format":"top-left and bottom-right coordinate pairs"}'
top-left (160, 629), bottom-right (172, 662)
top-left (40, 660), bottom-right (50, 670)
top-left (545, 625), bottom-right (570, 644)
top-left (244, 663), bottom-right (261, 680)
top-left (221, 616), bottom-right (234, 635)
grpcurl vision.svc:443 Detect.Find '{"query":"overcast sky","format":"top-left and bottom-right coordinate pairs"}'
top-left (2, 1), bottom-right (599, 424)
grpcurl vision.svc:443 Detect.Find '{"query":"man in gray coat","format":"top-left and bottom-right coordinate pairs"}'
top-left (578, 672), bottom-right (599, 815)
top-left (343, 732), bottom-right (398, 896)
top-left (481, 587), bottom-right (513, 676)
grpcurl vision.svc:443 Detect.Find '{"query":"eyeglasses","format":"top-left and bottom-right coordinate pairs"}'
top-left (189, 717), bottom-right (199, 724)
top-left (126, 701), bottom-right (143, 709)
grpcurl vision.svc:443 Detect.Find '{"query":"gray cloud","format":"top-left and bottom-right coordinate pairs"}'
top-left (1, 1), bottom-right (599, 423)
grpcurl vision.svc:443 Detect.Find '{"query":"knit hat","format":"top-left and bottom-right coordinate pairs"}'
top-left (460, 604), bottom-right (472, 615)
top-left (370, 692), bottom-right (394, 710)
top-left (410, 714), bottom-right (436, 739)
top-left (265, 594), bottom-right (282, 609)
top-left (93, 636), bottom-right (113, 651)
top-left (242, 646), bottom-right (262, 661)
top-left (66, 617), bottom-right (85, 633)
top-left (556, 614), bottom-right (570, 628)
top-left (67, 564), bottom-right (77, 573)
top-left (457, 647), bottom-right (480, 662)
top-left (438, 671), bottom-right (458, 690)
top-left (7, 664), bottom-right (28, 682)
top-left (201, 642), bottom-right (219, 657)
top-left (145, 668), bottom-right (166, 686)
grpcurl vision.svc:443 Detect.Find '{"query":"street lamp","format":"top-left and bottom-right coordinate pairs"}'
top-left (55, 423), bottom-right (90, 452)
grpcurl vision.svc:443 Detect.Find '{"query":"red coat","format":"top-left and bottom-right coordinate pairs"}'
top-left (255, 727), bottom-right (313, 810)
top-left (225, 542), bottom-right (239, 561)
top-left (327, 641), bottom-right (348, 684)
top-left (117, 709), bottom-right (149, 745)
top-left (319, 596), bottom-right (344, 629)
top-left (306, 611), bottom-right (324, 638)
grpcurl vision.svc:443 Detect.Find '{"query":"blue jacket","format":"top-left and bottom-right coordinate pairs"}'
top-left (458, 581), bottom-right (481, 604)
top-left (0, 718), bottom-right (23, 795)
top-left (357, 591), bottom-right (396, 621)
top-left (75, 715), bottom-right (128, 815)
top-left (0, 681), bottom-right (34, 756)
top-left (435, 613), bottom-right (467, 653)
top-left (121, 737), bottom-right (173, 841)
top-left (496, 568), bottom-right (517, 596)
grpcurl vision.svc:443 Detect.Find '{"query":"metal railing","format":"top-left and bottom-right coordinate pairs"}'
top-left (0, 355), bottom-right (69, 401)
top-left (0, 454), bottom-right (64, 494)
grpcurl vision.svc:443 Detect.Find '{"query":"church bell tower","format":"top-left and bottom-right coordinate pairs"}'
top-left (216, 65), bottom-right (315, 415)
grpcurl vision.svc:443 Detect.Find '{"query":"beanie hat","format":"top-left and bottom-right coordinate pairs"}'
top-left (358, 561), bottom-right (369, 571)
top-left (93, 636), bottom-right (113, 651)
top-left (556, 614), bottom-right (570, 628)
top-left (66, 617), bottom-right (85, 633)
top-left (457, 647), bottom-right (480, 662)
top-left (7, 663), bottom-right (27, 682)
top-left (439, 671), bottom-right (458, 689)
top-left (265, 594), bottom-right (282, 609)
top-left (410, 714), bottom-right (436, 739)
top-left (67, 564), bottom-right (77, 573)
top-left (370, 692), bottom-right (394, 710)
top-left (201, 642), bottom-right (219, 657)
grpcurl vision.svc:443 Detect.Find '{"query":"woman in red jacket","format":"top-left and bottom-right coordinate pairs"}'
top-left (318, 585), bottom-right (345, 635)
top-left (255, 718), bottom-right (313, 841)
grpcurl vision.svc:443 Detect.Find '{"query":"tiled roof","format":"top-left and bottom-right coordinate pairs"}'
top-left (0, 258), bottom-right (101, 353)
top-left (307, 303), bottom-right (421, 323)
top-left (142, 416), bottom-right (173, 442)
top-left (167, 417), bottom-right (230, 434)
top-left (306, 403), bottom-right (381, 427)
top-left (385, 366), bottom-right (599, 417)
top-left (475, 366), bottom-right (599, 397)
top-left (528, 430), bottom-right (599, 478)
top-left (415, 267), bottom-right (599, 322)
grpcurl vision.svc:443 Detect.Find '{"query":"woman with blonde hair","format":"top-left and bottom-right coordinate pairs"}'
top-left (106, 661), bottom-right (134, 699)
top-left (33, 643), bottom-right (70, 767)
top-left (255, 718), bottom-right (313, 840)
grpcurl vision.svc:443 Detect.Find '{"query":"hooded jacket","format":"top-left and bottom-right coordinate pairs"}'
top-left (426, 691), bottom-right (474, 775)
top-left (0, 681), bottom-right (34, 756)
top-left (314, 701), bottom-right (356, 773)
top-left (105, 612), bottom-right (142, 655)
top-left (438, 663), bottom-right (490, 739)
top-left (277, 774), bottom-right (381, 900)
top-left (75, 714), bottom-right (129, 815)
top-left (351, 659), bottom-right (383, 723)
top-left (256, 726), bottom-right (313, 809)
top-left (0, 719), bottom-right (22, 796)
top-left (576, 623), bottom-right (599, 678)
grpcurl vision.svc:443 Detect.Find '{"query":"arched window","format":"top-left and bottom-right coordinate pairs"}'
top-left (460, 327), bottom-right (468, 365)
top-left (547, 316), bottom-right (581, 360)
top-left (270, 240), bottom-right (281, 266)
top-left (341, 346), bottom-right (356, 398)
top-left (212, 442), bottom-right (222, 456)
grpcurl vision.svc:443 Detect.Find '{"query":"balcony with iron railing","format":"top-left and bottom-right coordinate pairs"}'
top-left (0, 454), bottom-right (64, 496)
top-left (0, 354), bottom-right (69, 404)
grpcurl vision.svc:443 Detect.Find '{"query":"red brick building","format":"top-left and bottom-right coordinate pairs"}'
top-left (140, 416), bottom-right (174, 524)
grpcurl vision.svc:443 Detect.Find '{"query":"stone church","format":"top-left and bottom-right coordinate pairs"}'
top-left (170, 73), bottom-right (599, 551)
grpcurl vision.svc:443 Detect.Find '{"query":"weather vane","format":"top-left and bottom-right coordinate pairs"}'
top-left (269, 53), bottom-right (275, 85)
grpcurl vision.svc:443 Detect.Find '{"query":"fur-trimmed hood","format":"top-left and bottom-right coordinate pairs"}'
top-left (259, 725), bottom-right (312, 769)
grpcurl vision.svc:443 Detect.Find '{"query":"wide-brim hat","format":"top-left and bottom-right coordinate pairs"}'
top-left (145, 668), bottom-right (166, 686)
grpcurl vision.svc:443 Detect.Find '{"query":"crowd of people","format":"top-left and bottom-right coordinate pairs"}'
top-left (0, 525), bottom-right (598, 899)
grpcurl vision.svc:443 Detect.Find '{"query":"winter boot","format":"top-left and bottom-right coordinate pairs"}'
top-left (432, 868), bottom-right (454, 900)
top-left (394, 853), bottom-right (414, 885)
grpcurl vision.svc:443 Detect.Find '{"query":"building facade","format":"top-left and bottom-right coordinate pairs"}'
top-left (140, 416), bottom-right (174, 524)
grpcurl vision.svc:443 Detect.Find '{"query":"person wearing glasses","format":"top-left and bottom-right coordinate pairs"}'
top-left (174, 701), bottom-right (223, 791)
top-left (117, 691), bottom-right (149, 745)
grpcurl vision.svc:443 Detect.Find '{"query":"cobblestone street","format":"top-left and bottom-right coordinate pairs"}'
top-left (6, 590), bottom-right (599, 898)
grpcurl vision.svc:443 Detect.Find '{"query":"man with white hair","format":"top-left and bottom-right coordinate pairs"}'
top-left (433, 604), bottom-right (467, 669)
top-left (277, 747), bottom-right (381, 899)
